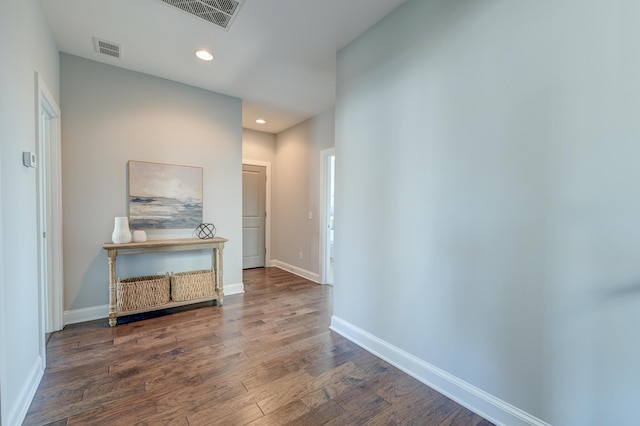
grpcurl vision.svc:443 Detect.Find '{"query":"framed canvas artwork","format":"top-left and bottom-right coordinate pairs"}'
top-left (128, 161), bottom-right (203, 229)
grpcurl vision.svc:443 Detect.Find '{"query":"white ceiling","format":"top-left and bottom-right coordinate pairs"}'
top-left (41, 0), bottom-right (406, 134)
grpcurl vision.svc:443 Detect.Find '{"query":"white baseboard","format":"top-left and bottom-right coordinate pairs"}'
top-left (224, 281), bottom-right (244, 295)
top-left (8, 356), bottom-right (43, 426)
top-left (330, 316), bottom-right (550, 426)
top-left (64, 283), bottom-right (244, 326)
top-left (64, 304), bottom-right (109, 325)
top-left (270, 259), bottom-right (320, 283)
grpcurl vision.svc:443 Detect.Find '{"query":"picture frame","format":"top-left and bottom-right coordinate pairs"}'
top-left (128, 160), bottom-right (203, 229)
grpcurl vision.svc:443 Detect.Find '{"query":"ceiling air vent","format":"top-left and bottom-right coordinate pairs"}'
top-left (158, 0), bottom-right (243, 30)
top-left (93, 37), bottom-right (121, 59)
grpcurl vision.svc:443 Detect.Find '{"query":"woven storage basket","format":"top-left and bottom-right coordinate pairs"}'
top-left (171, 269), bottom-right (215, 302)
top-left (116, 274), bottom-right (170, 311)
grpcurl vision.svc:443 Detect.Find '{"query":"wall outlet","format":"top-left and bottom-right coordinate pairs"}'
top-left (308, 211), bottom-right (313, 220)
top-left (299, 251), bottom-right (303, 260)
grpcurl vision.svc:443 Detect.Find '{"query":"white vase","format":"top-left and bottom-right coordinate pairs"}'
top-left (111, 216), bottom-right (132, 244)
top-left (132, 230), bottom-right (147, 243)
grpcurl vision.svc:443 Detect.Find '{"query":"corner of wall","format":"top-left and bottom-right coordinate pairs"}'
top-left (6, 357), bottom-right (43, 426)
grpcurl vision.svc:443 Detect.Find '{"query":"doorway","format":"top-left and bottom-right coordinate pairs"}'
top-left (35, 73), bottom-right (63, 368)
top-left (242, 163), bottom-right (268, 269)
top-left (320, 148), bottom-right (335, 285)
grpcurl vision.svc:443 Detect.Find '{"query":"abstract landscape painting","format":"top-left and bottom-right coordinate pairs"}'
top-left (128, 161), bottom-right (203, 229)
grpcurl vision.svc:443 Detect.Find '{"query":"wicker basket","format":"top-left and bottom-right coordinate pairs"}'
top-left (171, 269), bottom-right (215, 302)
top-left (116, 274), bottom-right (170, 311)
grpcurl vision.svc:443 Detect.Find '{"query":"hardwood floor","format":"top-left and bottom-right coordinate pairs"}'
top-left (24, 267), bottom-right (493, 426)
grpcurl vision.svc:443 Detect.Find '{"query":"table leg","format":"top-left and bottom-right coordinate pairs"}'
top-left (213, 244), bottom-right (224, 306)
top-left (108, 250), bottom-right (117, 326)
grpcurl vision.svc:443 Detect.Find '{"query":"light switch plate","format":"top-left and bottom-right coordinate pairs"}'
top-left (22, 151), bottom-right (37, 168)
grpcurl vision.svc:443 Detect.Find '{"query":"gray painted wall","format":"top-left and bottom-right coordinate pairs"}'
top-left (335, 0), bottom-right (640, 424)
top-left (60, 54), bottom-right (243, 313)
top-left (0, 1), bottom-right (60, 424)
top-left (242, 129), bottom-right (276, 164)
top-left (272, 110), bottom-right (334, 276)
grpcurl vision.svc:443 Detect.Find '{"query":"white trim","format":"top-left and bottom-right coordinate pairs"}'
top-left (64, 282), bottom-right (245, 325)
top-left (224, 281), bottom-right (245, 296)
top-left (64, 305), bottom-right (110, 325)
top-left (270, 259), bottom-right (320, 283)
top-left (0, 141), bottom-right (5, 426)
top-left (242, 159), bottom-right (271, 267)
top-left (35, 72), bottom-right (63, 335)
top-left (330, 316), bottom-right (551, 426)
top-left (7, 356), bottom-right (43, 426)
top-left (319, 148), bottom-right (335, 285)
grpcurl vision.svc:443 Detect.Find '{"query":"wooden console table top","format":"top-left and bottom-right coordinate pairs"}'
top-left (103, 237), bottom-right (228, 254)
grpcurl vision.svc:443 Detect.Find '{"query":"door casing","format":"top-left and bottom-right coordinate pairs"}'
top-left (320, 148), bottom-right (335, 285)
top-left (35, 72), bottom-right (64, 363)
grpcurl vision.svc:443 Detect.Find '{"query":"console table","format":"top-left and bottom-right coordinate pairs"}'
top-left (102, 237), bottom-right (227, 326)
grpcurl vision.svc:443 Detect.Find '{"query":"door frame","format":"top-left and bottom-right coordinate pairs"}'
top-left (319, 148), bottom-right (335, 285)
top-left (35, 72), bottom-right (64, 365)
top-left (0, 123), bottom-right (5, 425)
top-left (242, 159), bottom-right (271, 267)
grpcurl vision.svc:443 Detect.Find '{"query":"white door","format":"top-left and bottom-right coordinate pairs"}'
top-left (242, 164), bottom-right (266, 269)
top-left (37, 78), bottom-right (63, 334)
top-left (38, 108), bottom-right (51, 329)
top-left (321, 148), bottom-right (335, 285)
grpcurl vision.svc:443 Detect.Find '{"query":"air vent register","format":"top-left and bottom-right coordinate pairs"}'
top-left (158, 0), bottom-right (243, 30)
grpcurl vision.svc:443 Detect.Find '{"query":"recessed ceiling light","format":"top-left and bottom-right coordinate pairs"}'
top-left (195, 50), bottom-right (213, 61)
top-left (256, 119), bottom-right (266, 124)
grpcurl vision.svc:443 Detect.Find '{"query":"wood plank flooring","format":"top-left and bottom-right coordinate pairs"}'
top-left (24, 267), bottom-right (493, 426)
